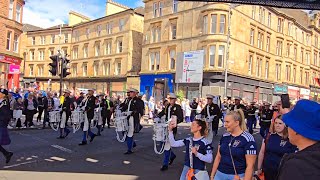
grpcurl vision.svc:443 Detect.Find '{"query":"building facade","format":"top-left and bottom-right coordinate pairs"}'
top-left (22, 1), bottom-right (144, 95)
top-left (0, 0), bottom-right (25, 89)
top-left (141, 0), bottom-right (320, 102)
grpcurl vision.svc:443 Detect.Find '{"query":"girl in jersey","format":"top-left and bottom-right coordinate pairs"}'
top-left (211, 109), bottom-right (257, 180)
top-left (257, 115), bottom-right (297, 180)
top-left (168, 119), bottom-right (213, 180)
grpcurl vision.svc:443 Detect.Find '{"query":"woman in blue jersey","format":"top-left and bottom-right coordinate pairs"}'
top-left (211, 109), bottom-right (257, 180)
top-left (257, 115), bottom-right (297, 180)
top-left (168, 119), bottom-right (213, 180)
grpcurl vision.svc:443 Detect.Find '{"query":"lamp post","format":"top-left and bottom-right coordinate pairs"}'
top-left (224, 4), bottom-right (240, 98)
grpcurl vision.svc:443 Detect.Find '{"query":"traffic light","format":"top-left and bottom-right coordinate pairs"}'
top-left (61, 57), bottom-right (71, 78)
top-left (49, 55), bottom-right (59, 76)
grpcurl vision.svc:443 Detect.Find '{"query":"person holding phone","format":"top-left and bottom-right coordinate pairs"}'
top-left (157, 93), bottom-right (183, 171)
top-left (211, 109), bottom-right (257, 180)
top-left (168, 119), bottom-right (213, 180)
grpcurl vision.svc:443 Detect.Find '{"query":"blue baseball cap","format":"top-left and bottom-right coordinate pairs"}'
top-left (282, 99), bottom-right (320, 141)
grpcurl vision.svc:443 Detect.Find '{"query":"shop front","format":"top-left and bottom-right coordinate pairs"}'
top-left (288, 86), bottom-right (300, 101)
top-left (272, 84), bottom-right (288, 102)
top-left (140, 74), bottom-right (174, 101)
top-left (310, 86), bottom-right (320, 102)
top-left (0, 55), bottom-right (21, 89)
top-left (300, 88), bottom-right (310, 100)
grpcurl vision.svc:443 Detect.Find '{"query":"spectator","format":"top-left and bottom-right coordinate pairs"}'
top-left (257, 115), bottom-right (297, 180)
top-left (185, 99), bottom-right (191, 123)
top-left (276, 100), bottom-right (320, 180)
top-left (190, 98), bottom-right (198, 122)
top-left (23, 93), bottom-right (38, 128)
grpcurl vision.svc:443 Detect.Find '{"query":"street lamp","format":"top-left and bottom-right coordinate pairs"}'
top-left (224, 4), bottom-right (241, 98)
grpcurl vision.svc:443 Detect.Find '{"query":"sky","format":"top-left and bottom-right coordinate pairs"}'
top-left (23, 0), bottom-right (144, 28)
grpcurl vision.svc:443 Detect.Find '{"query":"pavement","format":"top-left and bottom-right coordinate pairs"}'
top-left (0, 121), bottom-right (263, 180)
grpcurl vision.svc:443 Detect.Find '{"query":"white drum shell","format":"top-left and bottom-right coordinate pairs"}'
top-left (153, 123), bottom-right (167, 142)
top-left (49, 111), bottom-right (61, 123)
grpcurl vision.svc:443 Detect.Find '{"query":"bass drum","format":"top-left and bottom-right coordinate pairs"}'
top-left (153, 122), bottom-right (168, 154)
top-left (49, 111), bottom-right (61, 131)
top-left (114, 115), bottom-right (129, 142)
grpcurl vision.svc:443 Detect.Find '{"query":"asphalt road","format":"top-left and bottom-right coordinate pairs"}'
top-left (0, 122), bottom-right (263, 180)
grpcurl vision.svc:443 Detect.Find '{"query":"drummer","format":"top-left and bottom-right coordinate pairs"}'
top-left (57, 90), bottom-right (71, 139)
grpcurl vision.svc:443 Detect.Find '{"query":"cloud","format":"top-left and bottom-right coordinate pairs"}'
top-left (23, 0), bottom-right (105, 28)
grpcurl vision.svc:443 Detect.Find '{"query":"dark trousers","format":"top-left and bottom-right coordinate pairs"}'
top-left (212, 118), bottom-right (219, 135)
top-left (43, 109), bottom-right (49, 127)
top-left (16, 118), bottom-right (22, 128)
top-left (264, 168), bottom-right (278, 180)
top-left (0, 145), bottom-right (9, 157)
top-left (260, 121), bottom-right (271, 138)
top-left (106, 110), bottom-right (112, 127)
top-left (37, 106), bottom-right (44, 122)
top-left (25, 110), bottom-right (34, 127)
top-left (247, 116), bottom-right (255, 134)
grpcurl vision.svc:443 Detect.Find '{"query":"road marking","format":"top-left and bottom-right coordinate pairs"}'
top-left (50, 157), bottom-right (66, 162)
top-left (3, 160), bottom-right (37, 169)
top-left (51, 145), bottom-right (73, 153)
top-left (86, 158), bottom-right (99, 163)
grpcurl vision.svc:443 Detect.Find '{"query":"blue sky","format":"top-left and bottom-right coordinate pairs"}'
top-left (23, 0), bottom-right (144, 28)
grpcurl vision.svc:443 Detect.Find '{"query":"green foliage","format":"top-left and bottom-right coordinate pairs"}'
top-left (176, 90), bottom-right (185, 101)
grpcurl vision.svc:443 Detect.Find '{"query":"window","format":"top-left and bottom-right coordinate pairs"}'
top-left (211, 14), bottom-right (217, 34)
top-left (13, 34), bottom-right (18, 52)
top-left (209, 45), bottom-right (216, 67)
top-left (286, 43), bottom-right (290, 57)
top-left (300, 68), bottom-right (303, 84)
top-left (169, 49), bottom-right (176, 69)
top-left (152, 26), bottom-right (161, 42)
top-left (218, 45), bottom-right (225, 68)
top-left (301, 48), bottom-right (304, 63)
top-left (95, 43), bottom-right (100, 56)
top-left (313, 72), bottom-right (316, 85)
top-left (306, 52), bottom-right (310, 65)
top-left (156, 27), bottom-right (161, 42)
top-left (38, 50), bottom-right (44, 60)
top-left (6, 31), bottom-right (11, 50)
top-left (40, 36), bottom-right (45, 45)
top-left (276, 63), bottom-right (281, 81)
top-left (49, 49), bottom-right (54, 56)
top-left (32, 37), bottom-right (35, 45)
top-left (203, 47), bottom-right (206, 68)
top-left (153, 2), bottom-right (158, 17)
top-left (173, 0), bottom-right (178, 13)
top-left (252, 6), bottom-right (255, 19)
top-left (93, 62), bottom-right (99, 76)
top-left (285, 65), bottom-right (291, 81)
top-left (51, 35), bottom-right (55, 44)
top-left (150, 52), bottom-right (160, 70)
top-left (256, 57), bottom-right (262, 77)
top-left (97, 25), bottom-right (101, 36)
top-left (72, 64), bottom-right (77, 77)
top-left (29, 65), bottom-right (34, 76)
top-left (73, 47), bottom-right (78, 59)
top-left (277, 18), bottom-right (283, 33)
top-left (265, 59), bottom-right (269, 79)
top-left (250, 28), bottom-right (254, 45)
top-left (105, 41), bottom-right (112, 55)
top-left (159, 2), bottom-right (163, 16)
top-left (16, 4), bottom-right (21, 22)
top-left (150, 53), bottom-right (155, 70)
top-left (8, 0), bottom-right (13, 19)
top-left (30, 50), bottom-right (35, 60)
top-left (64, 34), bottom-right (68, 43)
top-left (257, 32), bottom-right (263, 49)
top-left (293, 46), bottom-right (297, 61)
top-left (288, 22), bottom-right (292, 36)
top-left (82, 63), bottom-right (87, 76)
top-left (103, 62), bottom-right (110, 76)
top-left (73, 31), bottom-right (79, 42)
top-left (259, 7), bottom-right (265, 23)
top-left (295, 27), bottom-right (298, 40)
top-left (61, 48), bottom-right (68, 56)
top-left (305, 71), bottom-right (309, 85)
top-left (276, 41), bottom-right (281, 55)
top-left (37, 65), bottom-right (44, 76)
top-left (116, 62), bottom-right (121, 75)
top-left (266, 36), bottom-right (270, 52)
top-left (86, 28), bottom-right (90, 39)
top-left (248, 54), bottom-right (253, 75)
top-left (156, 52), bottom-right (160, 70)
top-left (106, 22), bottom-right (112, 34)
top-left (315, 35), bottom-right (318, 47)
top-left (119, 19), bottom-right (125, 31)
top-left (293, 66), bottom-right (296, 83)
top-left (302, 32), bottom-right (304, 43)
top-left (171, 23), bottom-right (177, 39)
top-left (314, 52), bottom-right (318, 65)
top-left (117, 39), bottom-right (123, 53)
top-left (219, 15), bottom-right (226, 34)
top-left (307, 34), bottom-right (310, 45)
top-left (267, 12), bottom-right (271, 27)
top-left (83, 45), bottom-right (88, 58)
top-left (203, 15), bottom-right (208, 34)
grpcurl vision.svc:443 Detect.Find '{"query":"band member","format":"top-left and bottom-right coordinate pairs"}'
top-left (246, 102), bottom-right (257, 134)
top-left (230, 96), bottom-right (246, 111)
top-left (96, 94), bottom-right (104, 136)
top-left (135, 93), bottom-right (144, 133)
top-left (190, 97), bottom-right (198, 122)
top-left (0, 88), bottom-right (13, 164)
top-left (58, 90), bottom-right (71, 139)
top-left (119, 90), bottom-right (130, 110)
top-left (201, 94), bottom-right (221, 143)
top-left (79, 89), bottom-right (97, 145)
top-left (260, 102), bottom-right (273, 138)
top-left (157, 93), bottom-right (183, 171)
top-left (101, 95), bottom-right (114, 129)
top-left (43, 92), bottom-right (54, 129)
top-left (76, 92), bottom-right (85, 106)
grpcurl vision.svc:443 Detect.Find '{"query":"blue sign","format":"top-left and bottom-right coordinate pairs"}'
top-left (274, 85), bottom-right (288, 94)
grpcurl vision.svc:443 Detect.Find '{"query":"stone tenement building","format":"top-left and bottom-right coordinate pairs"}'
top-left (22, 0), bottom-right (144, 95)
top-left (0, 0), bottom-right (25, 89)
top-left (140, 0), bottom-right (320, 102)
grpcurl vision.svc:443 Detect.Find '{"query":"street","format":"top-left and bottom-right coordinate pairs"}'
top-left (0, 122), bottom-right (263, 180)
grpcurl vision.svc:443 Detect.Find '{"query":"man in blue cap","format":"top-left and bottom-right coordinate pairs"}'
top-left (277, 99), bottom-right (320, 180)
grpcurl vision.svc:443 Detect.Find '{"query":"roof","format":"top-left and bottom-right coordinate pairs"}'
top-left (134, 7), bottom-right (145, 16)
top-left (69, 11), bottom-right (91, 21)
top-left (22, 24), bottom-right (43, 32)
top-left (274, 8), bottom-right (310, 28)
top-left (47, 24), bottom-right (70, 29)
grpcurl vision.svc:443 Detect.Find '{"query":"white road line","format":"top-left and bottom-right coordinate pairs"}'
top-left (51, 145), bottom-right (73, 153)
top-left (3, 160), bottom-right (37, 169)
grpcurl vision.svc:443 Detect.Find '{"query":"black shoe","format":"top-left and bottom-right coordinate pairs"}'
top-left (124, 151), bottom-right (133, 155)
top-left (79, 141), bottom-right (87, 145)
top-left (64, 131), bottom-right (71, 138)
top-left (108, 126), bottom-right (110, 129)
top-left (57, 136), bottom-right (64, 139)
top-left (90, 134), bottom-right (97, 142)
top-left (133, 143), bottom-right (137, 148)
top-left (160, 165), bottom-right (168, 171)
top-left (5, 152), bottom-right (13, 164)
top-left (101, 128), bottom-right (104, 132)
top-left (169, 156), bottom-right (176, 165)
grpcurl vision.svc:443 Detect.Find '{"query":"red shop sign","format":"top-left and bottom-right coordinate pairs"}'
top-left (0, 55), bottom-right (21, 65)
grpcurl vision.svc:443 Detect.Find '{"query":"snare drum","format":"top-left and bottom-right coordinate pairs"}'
top-left (114, 116), bottom-right (128, 132)
top-left (71, 111), bottom-right (84, 124)
top-left (153, 123), bottom-right (167, 142)
top-left (49, 111), bottom-right (61, 123)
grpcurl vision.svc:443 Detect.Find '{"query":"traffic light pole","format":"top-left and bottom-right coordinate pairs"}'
top-left (59, 56), bottom-right (63, 97)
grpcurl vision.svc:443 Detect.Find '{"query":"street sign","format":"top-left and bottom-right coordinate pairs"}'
top-left (176, 50), bottom-right (204, 83)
